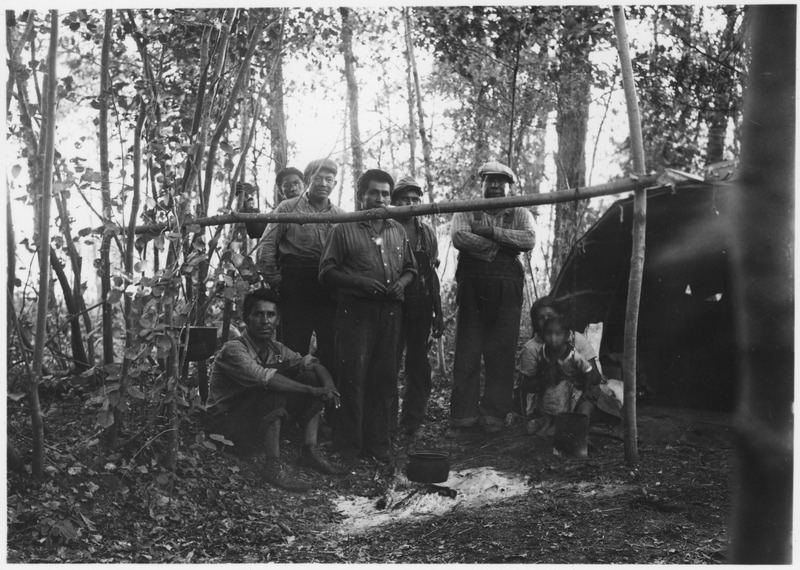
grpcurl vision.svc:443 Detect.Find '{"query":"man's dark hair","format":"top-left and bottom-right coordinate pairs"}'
top-left (357, 169), bottom-right (395, 199)
top-left (241, 288), bottom-right (281, 319)
top-left (275, 167), bottom-right (303, 188)
top-left (529, 295), bottom-right (562, 325)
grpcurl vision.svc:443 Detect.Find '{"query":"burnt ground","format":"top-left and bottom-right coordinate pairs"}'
top-left (7, 373), bottom-right (733, 564)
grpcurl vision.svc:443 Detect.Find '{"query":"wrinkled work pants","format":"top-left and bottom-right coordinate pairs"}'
top-left (278, 263), bottom-right (337, 376)
top-left (206, 371), bottom-right (323, 456)
top-left (395, 298), bottom-right (434, 431)
top-left (334, 295), bottom-right (402, 457)
top-left (450, 255), bottom-right (523, 429)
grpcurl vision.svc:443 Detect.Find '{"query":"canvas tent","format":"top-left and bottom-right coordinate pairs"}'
top-left (551, 180), bottom-right (738, 410)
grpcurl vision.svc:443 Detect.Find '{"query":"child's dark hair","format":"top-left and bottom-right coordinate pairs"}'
top-left (241, 288), bottom-right (281, 319)
top-left (542, 314), bottom-right (570, 335)
top-left (530, 295), bottom-right (562, 325)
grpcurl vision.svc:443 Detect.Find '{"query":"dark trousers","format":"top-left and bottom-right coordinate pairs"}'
top-left (278, 264), bottom-right (337, 376)
top-left (450, 259), bottom-right (523, 428)
top-left (206, 372), bottom-right (323, 456)
top-left (333, 295), bottom-right (403, 456)
top-left (395, 304), bottom-right (434, 431)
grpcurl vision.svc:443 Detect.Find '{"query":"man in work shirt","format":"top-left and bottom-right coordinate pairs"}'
top-left (207, 288), bottom-right (344, 492)
top-left (258, 158), bottom-right (344, 375)
top-left (390, 176), bottom-right (444, 437)
top-left (319, 169), bottom-right (417, 462)
top-left (275, 166), bottom-right (304, 203)
top-left (447, 161), bottom-right (536, 437)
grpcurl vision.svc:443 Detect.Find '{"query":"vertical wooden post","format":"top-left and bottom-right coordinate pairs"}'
top-left (613, 6), bottom-right (646, 466)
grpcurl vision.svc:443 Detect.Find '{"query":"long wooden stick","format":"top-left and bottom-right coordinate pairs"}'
top-left (613, 6), bottom-right (647, 467)
top-left (120, 174), bottom-right (661, 236)
top-left (30, 9), bottom-right (59, 481)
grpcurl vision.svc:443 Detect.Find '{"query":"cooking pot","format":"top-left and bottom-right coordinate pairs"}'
top-left (406, 450), bottom-right (450, 484)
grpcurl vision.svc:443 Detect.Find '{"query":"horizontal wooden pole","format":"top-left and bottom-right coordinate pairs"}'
top-left (123, 174), bottom-right (663, 236)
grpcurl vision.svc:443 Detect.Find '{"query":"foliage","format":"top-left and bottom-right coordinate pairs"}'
top-left (625, 5), bottom-right (747, 172)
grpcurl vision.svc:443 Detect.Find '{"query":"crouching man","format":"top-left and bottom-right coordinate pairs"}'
top-left (206, 288), bottom-right (345, 492)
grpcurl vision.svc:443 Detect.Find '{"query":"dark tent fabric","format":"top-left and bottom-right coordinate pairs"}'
top-left (551, 181), bottom-right (737, 410)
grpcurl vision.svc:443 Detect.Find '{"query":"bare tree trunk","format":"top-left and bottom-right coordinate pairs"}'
top-left (340, 7), bottom-right (364, 209)
top-left (6, 10), bottom-right (36, 115)
top-left (7, 192), bottom-right (17, 342)
top-left (404, 8), bottom-right (435, 207)
top-left (268, 9), bottom-right (289, 206)
top-left (53, 179), bottom-right (94, 366)
top-left (29, 9), bottom-right (59, 481)
top-left (550, 13), bottom-right (592, 285)
top-left (402, 9), bottom-right (417, 177)
top-left (613, 6), bottom-right (647, 467)
top-left (99, 9), bottom-right (114, 366)
top-left (727, 5), bottom-right (794, 563)
top-left (704, 6), bottom-right (740, 166)
top-left (49, 250), bottom-right (89, 371)
top-left (201, 10), bottom-right (269, 213)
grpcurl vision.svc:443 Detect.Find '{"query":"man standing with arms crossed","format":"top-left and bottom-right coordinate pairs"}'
top-left (447, 161), bottom-right (536, 436)
top-left (319, 169), bottom-right (417, 462)
top-left (258, 158), bottom-right (344, 376)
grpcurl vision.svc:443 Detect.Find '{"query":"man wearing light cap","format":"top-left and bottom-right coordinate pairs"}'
top-left (257, 157), bottom-right (344, 377)
top-left (390, 176), bottom-right (444, 437)
top-left (447, 161), bottom-right (535, 436)
top-left (319, 169), bottom-right (417, 462)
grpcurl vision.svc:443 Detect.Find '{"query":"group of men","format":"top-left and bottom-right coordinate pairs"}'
top-left (206, 158), bottom-right (535, 491)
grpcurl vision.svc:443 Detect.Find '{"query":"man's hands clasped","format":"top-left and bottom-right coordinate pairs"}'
top-left (313, 385), bottom-right (341, 408)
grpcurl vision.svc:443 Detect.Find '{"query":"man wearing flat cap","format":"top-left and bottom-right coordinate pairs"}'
top-left (258, 158), bottom-right (344, 377)
top-left (447, 161), bottom-right (535, 437)
top-left (319, 169), bottom-right (417, 462)
top-left (390, 176), bottom-right (444, 437)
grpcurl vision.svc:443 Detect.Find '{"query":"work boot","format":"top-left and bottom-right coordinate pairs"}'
top-left (263, 459), bottom-right (311, 492)
top-left (298, 445), bottom-right (347, 475)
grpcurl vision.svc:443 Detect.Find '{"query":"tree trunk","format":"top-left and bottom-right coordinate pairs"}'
top-left (402, 9), bottom-right (417, 177)
top-left (727, 5), bottom-right (794, 563)
top-left (202, 10), bottom-right (269, 214)
top-left (6, 10), bottom-right (36, 115)
top-left (550, 15), bottom-right (592, 286)
top-left (268, 9), bottom-right (289, 206)
top-left (29, 9), bottom-right (59, 481)
top-left (704, 6), bottom-right (740, 165)
top-left (340, 7), bottom-right (364, 209)
top-left (54, 178), bottom-right (95, 366)
top-left (99, 9), bottom-right (114, 366)
top-left (7, 192), bottom-right (17, 343)
top-left (613, 6), bottom-right (647, 468)
top-left (49, 250), bottom-right (89, 371)
top-left (404, 8), bottom-right (435, 207)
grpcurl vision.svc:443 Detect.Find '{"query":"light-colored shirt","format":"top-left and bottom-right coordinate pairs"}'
top-left (207, 330), bottom-right (316, 414)
top-left (319, 219), bottom-right (417, 300)
top-left (450, 208), bottom-right (535, 262)
top-left (258, 195), bottom-right (345, 282)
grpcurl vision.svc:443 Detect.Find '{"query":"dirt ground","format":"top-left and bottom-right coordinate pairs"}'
top-left (7, 383), bottom-right (733, 563)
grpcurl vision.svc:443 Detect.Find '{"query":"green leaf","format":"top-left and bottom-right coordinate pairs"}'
top-left (127, 386), bottom-right (146, 399)
top-left (96, 409), bottom-right (114, 428)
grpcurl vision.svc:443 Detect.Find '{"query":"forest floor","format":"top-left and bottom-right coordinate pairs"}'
top-left (7, 372), bottom-right (733, 564)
